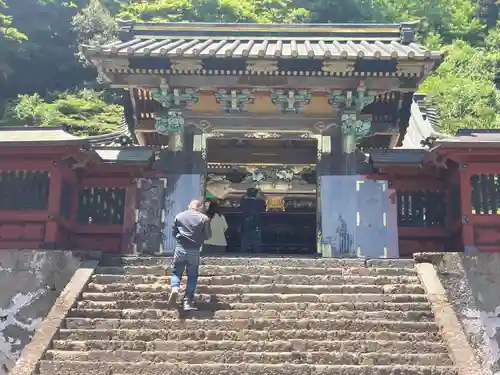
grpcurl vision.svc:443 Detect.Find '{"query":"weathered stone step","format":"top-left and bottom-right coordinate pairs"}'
top-left (101, 256), bottom-right (414, 269)
top-left (85, 283), bottom-right (425, 295)
top-left (44, 350), bottom-right (451, 365)
top-left (52, 338), bottom-right (449, 354)
top-left (95, 265), bottom-right (417, 277)
top-left (68, 308), bottom-right (434, 321)
top-left (79, 293), bottom-right (428, 305)
top-left (39, 361), bottom-right (458, 375)
top-left (57, 328), bottom-right (443, 342)
top-left (64, 318), bottom-right (439, 333)
top-left (76, 300), bottom-right (431, 311)
top-left (90, 274), bottom-right (420, 286)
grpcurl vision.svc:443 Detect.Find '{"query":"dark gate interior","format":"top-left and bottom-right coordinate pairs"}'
top-left (206, 138), bottom-right (317, 255)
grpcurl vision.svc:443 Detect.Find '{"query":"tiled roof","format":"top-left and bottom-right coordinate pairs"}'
top-left (0, 127), bottom-right (83, 145)
top-left (370, 149), bottom-right (427, 166)
top-left (400, 96), bottom-right (436, 149)
top-left (436, 129), bottom-right (500, 145)
top-left (81, 20), bottom-right (442, 61)
top-left (94, 147), bottom-right (155, 164)
top-left (86, 38), bottom-right (437, 60)
top-left (413, 93), bottom-right (440, 129)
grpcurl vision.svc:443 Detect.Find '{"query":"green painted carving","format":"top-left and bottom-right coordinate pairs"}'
top-left (340, 113), bottom-right (371, 140)
top-left (328, 90), bottom-right (375, 111)
top-left (152, 88), bottom-right (197, 135)
top-left (328, 90), bottom-right (352, 108)
top-left (152, 88), bottom-right (199, 109)
top-left (216, 89), bottom-right (253, 112)
top-left (155, 109), bottom-right (185, 135)
top-left (356, 91), bottom-right (376, 112)
top-left (271, 90), bottom-right (311, 113)
top-left (152, 88), bottom-right (174, 108)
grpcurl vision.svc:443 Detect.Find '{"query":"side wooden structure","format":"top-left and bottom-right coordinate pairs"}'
top-left (0, 127), bottom-right (156, 253)
top-left (1, 128), bottom-right (500, 256)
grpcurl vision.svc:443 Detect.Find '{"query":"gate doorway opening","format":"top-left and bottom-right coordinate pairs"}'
top-left (205, 137), bottom-right (317, 255)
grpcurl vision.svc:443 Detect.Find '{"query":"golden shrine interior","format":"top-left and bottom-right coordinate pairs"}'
top-left (205, 138), bottom-right (318, 254)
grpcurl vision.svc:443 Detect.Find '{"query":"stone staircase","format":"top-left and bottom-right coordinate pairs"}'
top-left (39, 257), bottom-right (457, 375)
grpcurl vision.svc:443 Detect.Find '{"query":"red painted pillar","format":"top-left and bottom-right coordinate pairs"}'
top-left (458, 165), bottom-right (474, 252)
top-left (44, 167), bottom-right (63, 249)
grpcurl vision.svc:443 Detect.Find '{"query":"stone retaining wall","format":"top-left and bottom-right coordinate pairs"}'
top-left (0, 250), bottom-right (80, 374)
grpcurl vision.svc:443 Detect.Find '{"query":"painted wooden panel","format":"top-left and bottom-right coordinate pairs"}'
top-left (474, 226), bottom-right (500, 246)
top-left (162, 174), bottom-right (202, 254)
top-left (135, 178), bottom-right (165, 255)
top-left (320, 176), bottom-right (399, 258)
top-left (0, 222), bottom-right (45, 241)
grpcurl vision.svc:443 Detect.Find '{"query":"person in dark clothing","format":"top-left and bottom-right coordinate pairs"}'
top-left (240, 187), bottom-right (266, 253)
top-left (169, 199), bottom-right (211, 310)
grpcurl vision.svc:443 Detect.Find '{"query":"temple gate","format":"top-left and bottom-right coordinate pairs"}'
top-left (81, 20), bottom-right (442, 257)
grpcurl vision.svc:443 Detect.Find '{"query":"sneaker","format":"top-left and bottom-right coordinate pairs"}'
top-left (168, 287), bottom-right (179, 305)
top-left (182, 299), bottom-right (197, 311)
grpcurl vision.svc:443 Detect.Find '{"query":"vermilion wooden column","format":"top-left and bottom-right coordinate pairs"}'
top-left (458, 165), bottom-right (474, 252)
top-left (43, 167), bottom-right (63, 249)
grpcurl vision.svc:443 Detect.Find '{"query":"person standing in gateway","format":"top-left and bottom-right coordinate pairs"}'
top-left (240, 187), bottom-right (266, 253)
top-left (203, 199), bottom-right (228, 254)
top-left (169, 199), bottom-right (211, 310)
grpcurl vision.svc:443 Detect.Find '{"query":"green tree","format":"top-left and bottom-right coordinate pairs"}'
top-left (4, 90), bottom-right (123, 135)
top-left (419, 39), bottom-right (500, 133)
top-left (0, 0), bottom-right (26, 77)
top-left (117, 0), bottom-right (309, 23)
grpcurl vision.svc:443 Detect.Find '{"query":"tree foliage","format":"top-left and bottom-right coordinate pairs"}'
top-left (4, 90), bottom-right (123, 136)
top-left (419, 35), bottom-right (500, 133)
top-left (0, 0), bottom-right (498, 136)
top-left (117, 0), bottom-right (309, 23)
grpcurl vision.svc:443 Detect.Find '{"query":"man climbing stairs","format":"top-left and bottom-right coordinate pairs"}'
top-left (38, 257), bottom-right (457, 375)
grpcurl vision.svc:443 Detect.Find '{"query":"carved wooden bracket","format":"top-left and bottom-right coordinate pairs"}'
top-left (152, 87), bottom-right (199, 109)
top-left (271, 89), bottom-right (311, 113)
top-left (328, 85), bottom-right (376, 112)
top-left (216, 89), bottom-right (254, 112)
top-left (340, 113), bottom-right (372, 141)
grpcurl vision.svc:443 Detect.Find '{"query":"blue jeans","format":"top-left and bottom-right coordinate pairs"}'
top-left (240, 226), bottom-right (262, 253)
top-left (171, 246), bottom-right (200, 301)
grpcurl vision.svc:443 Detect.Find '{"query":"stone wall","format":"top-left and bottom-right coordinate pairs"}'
top-left (0, 250), bottom-right (80, 374)
top-left (435, 253), bottom-right (500, 375)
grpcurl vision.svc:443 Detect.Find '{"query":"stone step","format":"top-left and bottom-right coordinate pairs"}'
top-left (95, 265), bottom-right (417, 277)
top-left (90, 274), bottom-right (420, 286)
top-left (100, 256), bottom-right (414, 269)
top-left (79, 293), bottom-right (429, 304)
top-left (85, 283), bottom-right (425, 295)
top-left (68, 308), bottom-right (435, 322)
top-left (39, 361), bottom-right (458, 375)
top-left (64, 318), bottom-right (439, 333)
top-left (76, 300), bottom-right (431, 311)
top-left (57, 328), bottom-right (443, 342)
top-left (51, 338), bottom-right (449, 354)
top-left (44, 350), bottom-right (452, 366)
